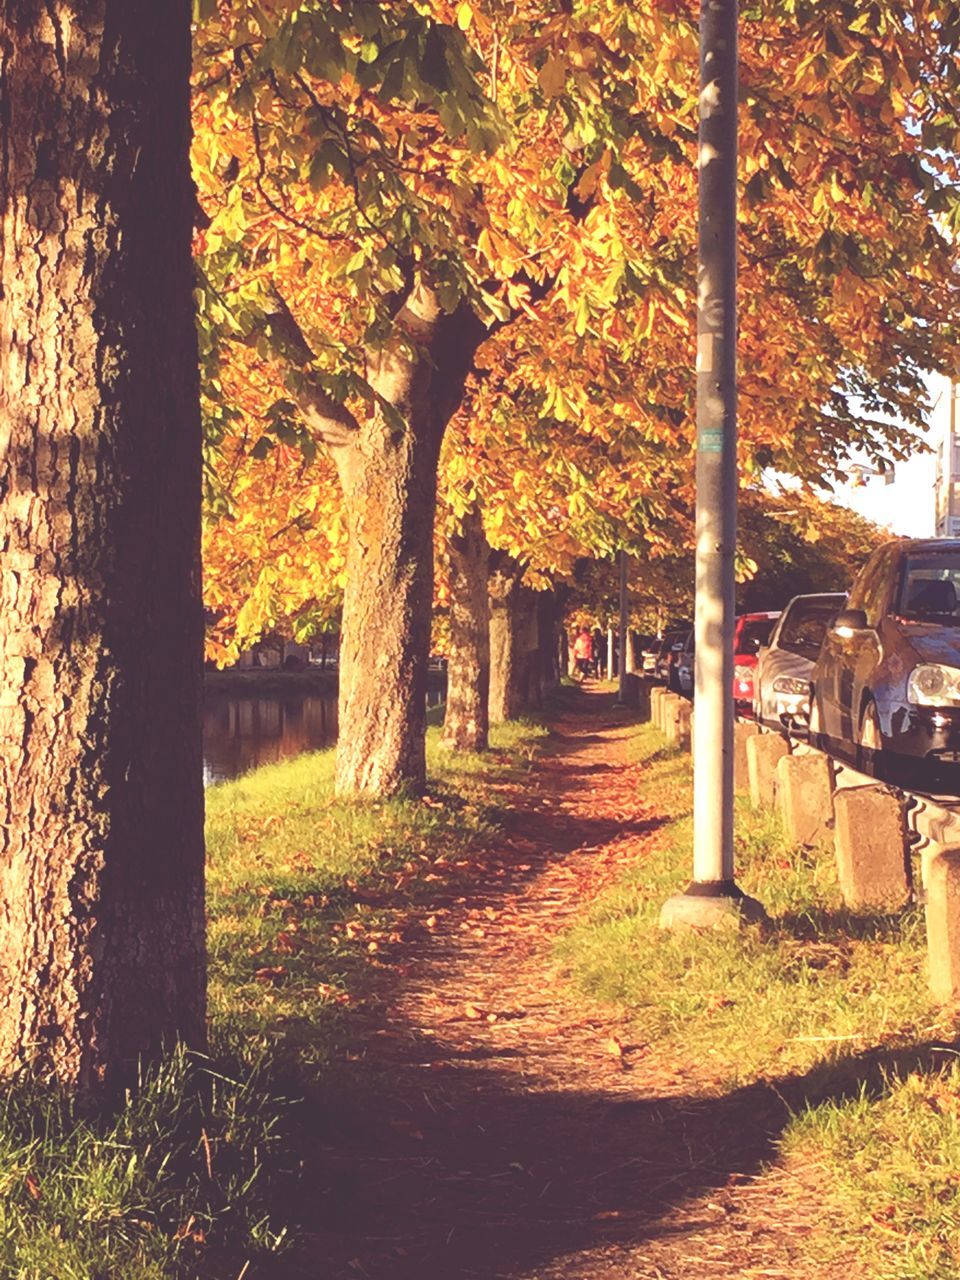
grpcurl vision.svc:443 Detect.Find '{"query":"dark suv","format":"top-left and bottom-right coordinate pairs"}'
top-left (810, 538), bottom-right (960, 788)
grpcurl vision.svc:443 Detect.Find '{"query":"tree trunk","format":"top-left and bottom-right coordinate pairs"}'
top-left (489, 563), bottom-right (521, 724)
top-left (442, 508), bottom-right (490, 752)
top-left (0, 1), bottom-right (204, 1091)
top-left (283, 282), bottom-right (485, 797)
top-left (537, 591), bottom-right (562, 695)
top-left (333, 412), bottom-right (441, 796)
top-left (489, 566), bottom-right (540, 723)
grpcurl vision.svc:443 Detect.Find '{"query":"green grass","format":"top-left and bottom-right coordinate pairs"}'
top-left (783, 1066), bottom-right (960, 1278)
top-left (12, 701), bottom-right (960, 1278)
top-left (206, 719), bottom-right (545, 1074)
top-left (0, 1046), bottom-right (289, 1279)
top-left (556, 721), bottom-right (960, 1275)
top-left (0, 719), bottom-right (547, 1279)
top-left (556, 724), bottom-right (943, 1085)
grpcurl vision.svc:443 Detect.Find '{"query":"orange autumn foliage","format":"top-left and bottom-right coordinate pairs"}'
top-left (195, 0), bottom-right (960, 654)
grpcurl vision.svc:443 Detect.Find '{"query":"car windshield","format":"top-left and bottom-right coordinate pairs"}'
top-left (778, 599), bottom-right (843, 659)
top-left (898, 556), bottom-right (960, 623)
top-left (736, 617), bottom-right (777, 655)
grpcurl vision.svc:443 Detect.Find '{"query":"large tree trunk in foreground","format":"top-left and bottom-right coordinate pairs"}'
top-left (489, 564), bottom-right (540, 723)
top-left (0, 1), bottom-right (204, 1090)
top-left (442, 508), bottom-right (491, 753)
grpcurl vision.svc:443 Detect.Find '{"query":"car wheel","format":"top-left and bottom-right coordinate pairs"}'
top-left (856, 698), bottom-right (884, 778)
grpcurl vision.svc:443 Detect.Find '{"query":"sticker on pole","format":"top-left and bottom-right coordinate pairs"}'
top-left (698, 429), bottom-right (724, 453)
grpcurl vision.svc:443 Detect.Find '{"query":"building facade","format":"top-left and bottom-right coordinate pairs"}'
top-left (933, 375), bottom-right (960, 537)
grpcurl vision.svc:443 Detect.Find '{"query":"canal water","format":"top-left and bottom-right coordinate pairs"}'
top-left (203, 682), bottom-right (446, 784)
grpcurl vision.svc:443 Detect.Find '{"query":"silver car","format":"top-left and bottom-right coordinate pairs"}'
top-left (675, 629), bottom-right (694, 696)
top-left (754, 593), bottom-right (846, 733)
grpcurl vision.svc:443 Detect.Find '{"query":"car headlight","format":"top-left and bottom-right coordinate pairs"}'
top-left (907, 664), bottom-right (960, 707)
top-left (772, 676), bottom-right (810, 697)
top-left (733, 664), bottom-right (754, 695)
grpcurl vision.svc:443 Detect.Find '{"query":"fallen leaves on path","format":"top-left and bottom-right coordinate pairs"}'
top-left (291, 690), bottom-right (857, 1280)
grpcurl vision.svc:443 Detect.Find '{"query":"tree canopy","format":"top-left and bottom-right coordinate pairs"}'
top-left (195, 0), bottom-right (960, 672)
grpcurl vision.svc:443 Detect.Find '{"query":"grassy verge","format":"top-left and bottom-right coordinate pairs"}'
top-left (556, 722), bottom-right (960, 1275)
top-left (1, 719), bottom-right (546, 1279)
top-left (206, 718), bottom-right (545, 1076)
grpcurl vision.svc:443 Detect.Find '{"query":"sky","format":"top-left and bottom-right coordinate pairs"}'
top-left (834, 440), bottom-right (936, 537)
top-left (827, 372), bottom-right (950, 538)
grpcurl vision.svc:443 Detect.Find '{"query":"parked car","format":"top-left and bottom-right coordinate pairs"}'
top-left (654, 628), bottom-right (690, 687)
top-left (810, 538), bottom-right (960, 787)
top-left (675, 629), bottom-right (695, 696)
top-left (753, 593), bottom-right (846, 733)
top-left (641, 638), bottom-right (660, 677)
top-left (732, 612), bottom-right (780, 716)
top-left (632, 633), bottom-right (655, 674)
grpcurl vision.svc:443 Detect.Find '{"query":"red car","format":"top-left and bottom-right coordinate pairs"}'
top-left (733, 612), bottom-right (780, 715)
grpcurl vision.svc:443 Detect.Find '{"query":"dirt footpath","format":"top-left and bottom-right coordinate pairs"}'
top-left (290, 688), bottom-right (851, 1280)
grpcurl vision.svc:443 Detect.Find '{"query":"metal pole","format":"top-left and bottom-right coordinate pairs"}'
top-left (693, 0), bottom-right (737, 888)
top-left (661, 0), bottom-right (763, 928)
top-left (606, 626), bottom-right (615, 682)
top-left (618, 549), bottom-right (629, 703)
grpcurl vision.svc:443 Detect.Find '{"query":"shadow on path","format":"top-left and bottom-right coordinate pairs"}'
top-left (260, 687), bottom-right (928, 1280)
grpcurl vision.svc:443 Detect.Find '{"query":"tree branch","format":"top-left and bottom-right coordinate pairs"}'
top-left (259, 291), bottom-right (361, 448)
top-left (250, 108), bottom-right (350, 244)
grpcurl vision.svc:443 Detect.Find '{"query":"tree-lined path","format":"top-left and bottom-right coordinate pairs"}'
top-left (289, 689), bottom-right (850, 1280)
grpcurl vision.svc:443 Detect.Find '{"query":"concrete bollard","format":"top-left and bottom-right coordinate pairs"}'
top-left (679, 701), bottom-right (692, 751)
top-left (665, 697), bottom-right (692, 750)
top-left (733, 722), bottom-right (759, 792)
top-left (833, 786), bottom-right (909, 911)
top-left (651, 686), bottom-right (665, 732)
top-left (925, 849), bottom-right (960, 1002)
top-left (747, 732), bottom-right (791, 809)
top-left (662, 692), bottom-right (683, 741)
top-left (776, 751), bottom-right (834, 847)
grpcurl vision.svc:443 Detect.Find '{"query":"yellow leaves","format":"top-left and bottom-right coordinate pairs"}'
top-left (456, 2), bottom-right (473, 31)
top-left (575, 150), bottom-right (611, 204)
top-left (476, 224), bottom-right (520, 274)
top-left (538, 55), bottom-right (567, 98)
top-left (602, 1035), bottom-right (624, 1059)
top-left (889, 86), bottom-right (908, 117)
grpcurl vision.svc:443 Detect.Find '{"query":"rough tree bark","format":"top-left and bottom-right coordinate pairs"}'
top-left (441, 507), bottom-right (491, 753)
top-left (537, 590), bottom-right (566, 696)
top-left (489, 559), bottom-right (541, 723)
top-left (275, 285), bottom-right (485, 795)
top-left (0, 1), bottom-right (204, 1089)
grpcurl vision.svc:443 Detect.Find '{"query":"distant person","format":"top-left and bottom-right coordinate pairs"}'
top-left (593, 628), bottom-right (605, 678)
top-left (573, 628), bottom-right (594, 683)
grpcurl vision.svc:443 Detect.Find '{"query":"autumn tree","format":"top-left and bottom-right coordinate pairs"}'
top-left (0, 1), bottom-right (204, 1090)
top-left (736, 487), bottom-right (889, 611)
top-left (195, 2), bottom-right (502, 797)
top-left (561, 487), bottom-right (888, 635)
top-left (440, 506), bottom-right (492, 749)
top-left (429, 0), bottom-right (960, 736)
top-left (196, 0), bottom-right (960, 784)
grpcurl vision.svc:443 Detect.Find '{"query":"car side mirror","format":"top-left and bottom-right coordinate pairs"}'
top-left (832, 607), bottom-right (869, 639)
